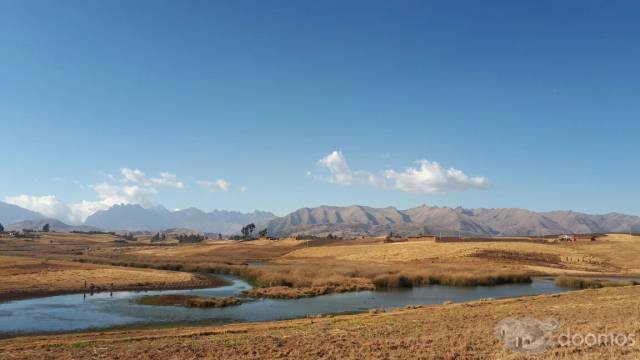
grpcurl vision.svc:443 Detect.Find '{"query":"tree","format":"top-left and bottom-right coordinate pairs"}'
top-left (241, 223), bottom-right (256, 239)
top-left (259, 228), bottom-right (268, 238)
top-left (176, 233), bottom-right (205, 243)
top-left (42, 223), bottom-right (50, 232)
top-left (0, 223), bottom-right (4, 232)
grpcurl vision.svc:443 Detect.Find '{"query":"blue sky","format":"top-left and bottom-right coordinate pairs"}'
top-left (1, 0), bottom-right (639, 222)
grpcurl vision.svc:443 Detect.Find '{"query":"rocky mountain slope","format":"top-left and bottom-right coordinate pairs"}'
top-left (267, 205), bottom-right (640, 237)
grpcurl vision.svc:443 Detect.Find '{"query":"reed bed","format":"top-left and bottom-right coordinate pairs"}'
top-left (555, 276), bottom-right (638, 289)
top-left (136, 295), bottom-right (241, 308)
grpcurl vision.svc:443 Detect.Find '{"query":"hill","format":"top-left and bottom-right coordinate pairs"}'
top-left (0, 201), bottom-right (44, 225)
top-left (5, 218), bottom-right (99, 232)
top-left (267, 205), bottom-right (640, 237)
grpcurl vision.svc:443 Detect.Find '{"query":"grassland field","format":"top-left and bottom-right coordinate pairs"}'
top-left (2, 232), bottom-right (640, 300)
top-left (1, 232), bottom-right (640, 358)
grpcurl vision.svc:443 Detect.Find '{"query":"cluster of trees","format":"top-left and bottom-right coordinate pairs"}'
top-left (176, 233), bottom-right (206, 243)
top-left (122, 233), bottom-right (137, 241)
top-left (229, 224), bottom-right (269, 240)
top-left (295, 233), bottom-right (341, 240)
top-left (151, 232), bottom-right (167, 242)
top-left (240, 223), bottom-right (256, 239)
top-left (0, 223), bottom-right (50, 233)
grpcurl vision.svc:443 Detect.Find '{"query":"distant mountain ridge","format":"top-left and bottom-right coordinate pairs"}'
top-left (3, 200), bottom-right (640, 236)
top-left (84, 204), bottom-right (276, 233)
top-left (5, 218), bottom-right (99, 232)
top-left (0, 201), bottom-right (44, 225)
top-left (267, 205), bottom-right (640, 237)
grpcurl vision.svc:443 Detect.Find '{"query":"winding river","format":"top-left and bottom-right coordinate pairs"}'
top-left (0, 276), bottom-right (567, 336)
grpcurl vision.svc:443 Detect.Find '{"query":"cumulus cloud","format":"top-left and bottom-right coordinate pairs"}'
top-left (5, 183), bottom-right (158, 224)
top-left (384, 160), bottom-right (490, 193)
top-left (92, 182), bottom-right (156, 206)
top-left (5, 167), bottom-right (184, 224)
top-left (317, 151), bottom-right (354, 185)
top-left (313, 151), bottom-right (490, 193)
top-left (197, 179), bottom-right (232, 192)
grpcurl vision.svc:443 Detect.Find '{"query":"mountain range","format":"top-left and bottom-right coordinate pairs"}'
top-left (0, 201), bottom-right (44, 225)
top-left (4, 218), bottom-right (99, 232)
top-left (84, 204), bottom-right (276, 233)
top-left (2, 200), bottom-right (640, 236)
top-left (266, 205), bottom-right (640, 237)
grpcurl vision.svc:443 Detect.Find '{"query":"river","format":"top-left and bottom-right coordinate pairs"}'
top-left (0, 276), bottom-right (567, 336)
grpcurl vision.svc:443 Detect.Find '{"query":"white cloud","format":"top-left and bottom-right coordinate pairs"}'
top-left (315, 150), bottom-right (382, 186)
top-left (197, 179), bottom-right (232, 192)
top-left (239, 186), bottom-right (247, 193)
top-left (121, 168), bottom-right (148, 184)
top-left (92, 182), bottom-right (156, 206)
top-left (313, 150), bottom-right (490, 194)
top-left (4, 182), bottom-right (158, 224)
top-left (317, 151), bottom-right (354, 185)
top-left (68, 200), bottom-right (109, 224)
top-left (120, 168), bottom-right (183, 189)
top-left (384, 160), bottom-right (490, 193)
top-left (4, 195), bottom-right (72, 221)
top-left (5, 167), bottom-right (183, 224)
top-left (216, 179), bottom-right (231, 191)
top-left (150, 172), bottom-right (184, 189)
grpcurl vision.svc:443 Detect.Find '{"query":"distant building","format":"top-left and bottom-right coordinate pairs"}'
top-left (557, 234), bottom-right (574, 242)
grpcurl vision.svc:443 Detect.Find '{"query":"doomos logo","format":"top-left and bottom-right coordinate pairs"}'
top-left (495, 317), bottom-right (559, 354)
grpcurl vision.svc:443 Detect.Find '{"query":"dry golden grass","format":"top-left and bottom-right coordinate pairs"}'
top-left (3, 233), bottom-right (640, 301)
top-left (51, 234), bottom-right (640, 299)
top-left (2, 285), bottom-right (639, 359)
top-left (573, 234), bottom-right (640, 273)
top-left (285, 239), bottom-right (583, 263)
top-left (284, 236), bottom-right (640, 274)
top-left (109, 239), bottom-right (306, 264)
top-left (0, 255), bottom-right (213, 301)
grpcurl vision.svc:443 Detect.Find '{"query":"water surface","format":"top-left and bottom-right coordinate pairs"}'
top-left (0, 276), bottom-right (567, 336)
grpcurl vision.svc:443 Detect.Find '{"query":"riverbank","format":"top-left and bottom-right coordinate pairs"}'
top-left (0, 255), bottom-right (230, 302)
top-left (2, 285), bottom-right (639, 359)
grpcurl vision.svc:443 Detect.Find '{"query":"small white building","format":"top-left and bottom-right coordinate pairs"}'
top-left (557, 234), bottom-right (573, 242)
